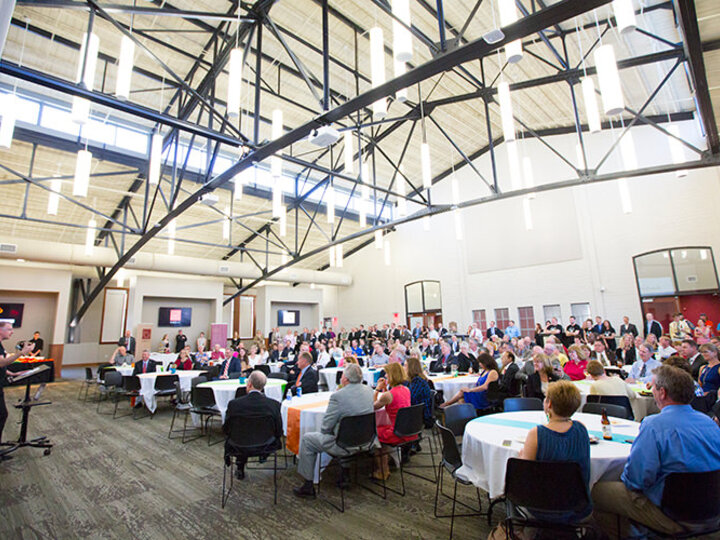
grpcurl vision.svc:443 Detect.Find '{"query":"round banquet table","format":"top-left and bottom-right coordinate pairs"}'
top-left (319, 366), bottom-right (382, 391)
top-left (457, 411), bottom-right (639, 499)
top-left (137, 370), bottom-right (207, 413)
top-left (572, 379), bottom-right (658, 421)
top-left (114, 365), bottom-right (134, 376)
top-left (266, 362), bottom-right (283, 373)
top-left (149, 353), bottom-right (179, 369)
top-left (195, 379), bottom-right (287, 422)
top-left (429, 374), bottom-right (480, 402)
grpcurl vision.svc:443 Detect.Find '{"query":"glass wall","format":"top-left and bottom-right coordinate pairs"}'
top-left (634, 247), bottom-right (718, 297)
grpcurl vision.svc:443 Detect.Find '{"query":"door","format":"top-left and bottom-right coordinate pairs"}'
top-left (641, 297), bottom-right (679, 335)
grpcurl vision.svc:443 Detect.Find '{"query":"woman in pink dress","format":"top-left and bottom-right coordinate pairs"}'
top-left (373, 362), bottom-right (417, 480)
top-left (695, 319), bottom-right (711, 345)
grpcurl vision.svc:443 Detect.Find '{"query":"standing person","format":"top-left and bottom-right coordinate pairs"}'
top-left (28, 331), bottom-right (44, 357)
top-left (158, 333), bottom-right (170, 353)
top-left (118, 330), bottom-right (136, 356)
top-left (196, 331), bottom-right (207, 352)
top-left (619, 316), bottom-right (638, 338)
top-left (174, 330), bottom-right (187, 353)
top-left (565, 316), bottom-right (581, 345)
top-left (645, 313), bottom-right (663, 340)
top-left (694, 319), bottom-right (711, 345)
top-left (601, 320), bottom-right (617, 352)
top-left (0, 322), bottom-right (34, 451)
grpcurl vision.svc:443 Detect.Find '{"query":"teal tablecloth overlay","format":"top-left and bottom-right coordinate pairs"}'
top-left (471, 415), bottom-right (636, 444)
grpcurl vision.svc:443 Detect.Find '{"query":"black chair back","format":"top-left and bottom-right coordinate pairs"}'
top-left (226, 414), bottom-right (277, 450)
top-left (436, 421), bottom-right (463, 473)
top-left (234, 386), bottom-right (248, 399)
top-left (582, 402), bottom-right (630, 420)
top-left (268, 372), bottom-right (288, 381)
top-left (99, 367), bottom-right (116, 382)
top-left (254, 365), bottom-right (271, 376)
top-left (443, 403), bottom-right (477, 436)
top-left (486, 380), bottom-right (505, 405)
top-left (336, 412), bottom-right (377, 451)
top-left (174, 381), bottom-right (185, 404)
top-left (504, 397), bottom-right (543, 412)
top-left (326, 358), bottom-right (337, 368)
top-left (154, 374), bottom-right (179, 391)
top-left (661, 470), bottom-right (720, 523)
top-left (104, 371), bottom-right (122, 387)
top-left (228, 371), bottom-right (242, 379)
top-left (205, 365), bottom-right (220, 379)
top-left (586, 394), bottom-right (634, 420)
top-left (191, 376), bottom-right (207, 387)
top-left (85, 367), bottom-right (94, 381)
top-left (122, 375), bottom-right (141, 392)
top-left (335, 371), bottom-right (343, 386)
top-left (393, 404), bottom-right (424, 439)
top-left (192, 386), bottom-right (216, 409)
top-left (505, 458), bottom-right (589, 515)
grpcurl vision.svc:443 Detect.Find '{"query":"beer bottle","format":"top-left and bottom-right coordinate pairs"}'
top-left (601, 407), bottom-right (612, 440)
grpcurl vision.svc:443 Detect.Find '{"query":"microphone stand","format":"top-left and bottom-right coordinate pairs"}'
top-left (0, 378), bottom-right (53, 458)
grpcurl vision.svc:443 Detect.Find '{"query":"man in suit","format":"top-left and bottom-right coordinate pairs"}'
top-left (486, 321), bottom-right (504, 340)
top-left (497, 351), bottom-right (520, 398)
top-left (299, 327), bottom-right (311, 344)
top-left (288, 352), bottom-right (318, 394)
top-left (132, 350), bottom-right (157, 375)
top-left (681, 339), bottom-right (706, 380)
top-left (619, 316), bottom-right (638, 338)
top-left (118, 330), bottom-right (136, 356)
top-left (592, 316), bottom-right (604, 335)
top-left (412, 322), bottom-right (423, 341)
top-left (449, 335), bottom-right (461, 354)
top-left (218, 353), bottom-right (242, 379)
top-left (430, 342), bottom-right (453, 373)
top-left (590, 340), bottom-right (615, 367)
top-left (645, 313), bottom-right (663, 340)
top-left (175, 330), bottom-right (187, 353)
top-left (293, 364), bottom-right (375, 497)
top-left (223, 370), bottom-right (282, 479)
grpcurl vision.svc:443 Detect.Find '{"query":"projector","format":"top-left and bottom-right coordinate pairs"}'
top-left (308, 126), bottom-right (340, 147)
top-left (199, 193), bottom-right (219, 206)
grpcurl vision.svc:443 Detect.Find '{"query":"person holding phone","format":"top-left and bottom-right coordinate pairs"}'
top-left (0, 321), bottom-right (34, 457)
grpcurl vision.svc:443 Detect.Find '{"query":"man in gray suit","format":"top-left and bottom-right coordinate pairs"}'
top-left (293, 364), bottom-right (375, 497)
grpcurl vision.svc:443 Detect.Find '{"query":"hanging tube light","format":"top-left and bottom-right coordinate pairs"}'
top-left (594, 44), bottom-right (624, 116)
top-left (359, 184), bottom-right (368, 227)
top-left (326, 184), bottom-right (335, 224)
top-left (498, 0), bottom-right (523, 63)
top-left (581, 78), bottom-right (602, 133)
top-left (148, 133), bottom-right (163, 185)
top-left (72, 33), bottom-right (99, 124)
top-left (279, 206), bottom-right (287, 237)
top-left (272, 184), bottom-right (283, 218)
top-left (85, 218), bottom-right (96, 255)
top-left (392, 0), bottom-right (413, 63)
top-left (667, 125), bottom-right (688, 178)
top-left (394, 60), bottom-right (408, 103)
top-left (620, 131), bottom-right (638, 170)
top-left (612, 0), bottom-right (637, 34)
top-left (397, 164), bottom-right (407, 217)
top-left (271, 109), bottom-right (283, 177)
top-left (498, 81), bottom-right (516, 142)
top-left (618, 178), bottom-right (632, 214)
top-left (329, 245), bottom-right (336, 267)
top-left (421, 142), bottom-right (432, 189)
top-left (370, 27), bottom-right (387, 120)
top-left (47, 179), bottom-right (61, 215)
top-left (116, 35), bottom-right (135, 100)
top-left (167, 219), bottom-right (176, 255)
top-left (73, 149), bottom-right (92, 198)
top-left (227, 47), bottom-right (243, 118)
top-left (335, 244), bottom-right (343, 268)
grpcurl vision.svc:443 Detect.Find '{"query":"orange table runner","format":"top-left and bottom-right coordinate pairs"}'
top-left (15, 357), bottom-right (54, 363)
top-left (431, 374), bottom-right (475, 382)
top-left (286, 400), bottom-right (329, 455)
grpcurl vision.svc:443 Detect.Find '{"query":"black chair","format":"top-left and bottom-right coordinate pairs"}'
top-left (586, 394), bottom-right (634, 421)
top-left (443, 403), bottom-right (477, 437)
top-left (95, 366), bottom-right (116, 403)
top-left (191, 375), bottom-right (207, 388)
top-left (635, 470), bottom-right (720, 539)
top-left (228, 371), bottom-right (242, 379)
top-left (153, 374), bottom-right (179, 414)
top-left (316, 412), bottom-right (377, 512)
top-left (378, 404), bottom-right (435, 496)
top-left (268, 372), bottom-right (288, 381)
top-left (503, 397), bottom-right (543, 412)
top-left (113, 376), bottom-right (146, 420)
top-left (335, 371), bottom-right (343, 387)
top-left (485, 381), bottom-right (506, 413)
top-left (169, 381), bottom-right (195, 440)
top-left (234, 387), bottom-right (247, 399)
top-left (253, 365), bottom-right (271, 376)
top-left (504, 458), bottom-right (595, 538)
top-left (77, 367), bottom-right (97, 401)
top-left (222, 414), bottom-right (282, 507)
top-left (187, 386), bottom-right (221, 444)
top-left (434, 422), bottom-right (484, 539)
top-left (690, 394), bottom-right (716, 415)
top-left (97, 371), bottom-right (122, 414)
top-left (205, 365), bottom-right (220, 379)
top-left (582, 402), bottom-right (631, 420)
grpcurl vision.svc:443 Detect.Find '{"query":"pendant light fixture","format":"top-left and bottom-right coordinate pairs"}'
top-left (359, 184), bottom-right (368, 227)
top-left (223, 206), bottom-right (231, 241)
top-left (522, 156), bottom-right (536, 199)
top-left (279, 206), bottom-right (287, 237)
top-left (326, 183), bottom-right (335, 224)
top-left (612, 0), bottom-right (637, 34)
top-left (667, 125), bottom-right (688, 178)
top-left (343, 131), bottom-right (354, 174)
top-left (594, 44), bottom-right (624, 115)
top-left (523, 197), bottom-right (533, 230)
top-left (498, 0), bottom-right (523, 63)
top-left (85, 218), bottom-right (96, 255)
top-left (167, 219), bottom-right (176, 255)
top-left (47, 178), bottom-right (61, 215)
top-left (335, 244), bottom-right (343, 268)
top-left (421, 142), bottom-right (432, 189)
top-left (272, 184), bottom-right (283, 218)
top-left (227, 47), bottom-right (243, 118)
top-left (618, 178), bottom-right (632, 214)
top-left (582, 78), bottom-right (602, 133)
top-left (148, 132), bottom-right (162, 185)
top-left (384, 238), bottom-right (391, 266)
top-left (619, 130), bottom-right (638, 170)
top-left (329, 245), bottom-right (336, 267)
top-left (233, 173), bottom-right (243, 200)
top-left (370, 27), bottom-right (387, 120)
top-left (375, 230), bottom-right (383, 249)
top-left (392, 0), bottom-right (412, 62)
top-left (498, 81), bottom-right (516, 142)
top-left (73, 148), bottom-right (92, 197)
top-left (394, 60), bottom-right (408, 102)
top-left (116, 35), bottom-right (135, 100)
top-left (271, 109), bottom-right (283, 177)
top-left (72, 32), bottom-right (99, 125)
top-left (0, 93), bottom-right (17, 148)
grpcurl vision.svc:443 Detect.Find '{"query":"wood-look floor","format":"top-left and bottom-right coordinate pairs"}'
top-left (1, 381), bottom-right (499, 539)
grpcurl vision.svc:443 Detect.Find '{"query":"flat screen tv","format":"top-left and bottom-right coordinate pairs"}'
top-left (277, 309), bottom-right (300, 327)
top-left (158, 307), bottom-right (192, 327)
top-left (0, 303), bottom-right (24, 328)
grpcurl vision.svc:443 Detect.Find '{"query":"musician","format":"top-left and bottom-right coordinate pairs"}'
top-left (0, 321), bottom-right (34, 456)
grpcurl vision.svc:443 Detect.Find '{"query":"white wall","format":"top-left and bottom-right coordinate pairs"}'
top-left (0, 290), bottom-right (57, 355)
top-left (141, 297), bottom-right (212, 349)
top-left (334, 120), bottom-right (720, 332)
top-left (255, 285), bottom-right (323, 335)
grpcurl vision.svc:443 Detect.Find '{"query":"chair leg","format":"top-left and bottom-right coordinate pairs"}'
top-left (168, 409), bottom-right (177, 438)
top-left (273, 452), bottom-right (278, 505)
top-left (434, 464), bottom-right (444, 517)
top-left (222, 459), bottom-right (234, 508)
top-left (450, 480), bottom-right (458, 540)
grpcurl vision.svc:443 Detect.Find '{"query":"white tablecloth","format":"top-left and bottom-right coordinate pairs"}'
top-left (319, 367), bottom-right (382, 391)
top-left (429, 374), bottom-right (480, 402)
top-left (137, 370), bottom-right (207, 413)
top-left (149, 353), bottom-right (179, 369)
top-left (267, 362), bottom-right (283, 373)
top-left (572, 379), bottom-right (657, 420)
top-left (195, 379), bottom-right (287, 421)
top-left (457, 411), bottom-right (638, 499)
top-left (114, 365), bottom-right (134, 376)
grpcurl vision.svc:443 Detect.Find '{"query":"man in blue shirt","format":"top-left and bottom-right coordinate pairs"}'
top-left (505, 320), bottom-right (521, 339)
top-left (592, 365), bottom-right (720, 538)
top-left (627, 344), bottom-right (661, 384)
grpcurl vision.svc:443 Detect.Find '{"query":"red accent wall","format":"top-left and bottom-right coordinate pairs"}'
top-left (679, 293), bottom-right (720, 331)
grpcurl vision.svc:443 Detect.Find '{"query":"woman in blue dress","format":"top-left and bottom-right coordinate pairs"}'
top-left (439, 353), bottom-right (499, 412)
top-left (699, 344), bottom-right (720, 395)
